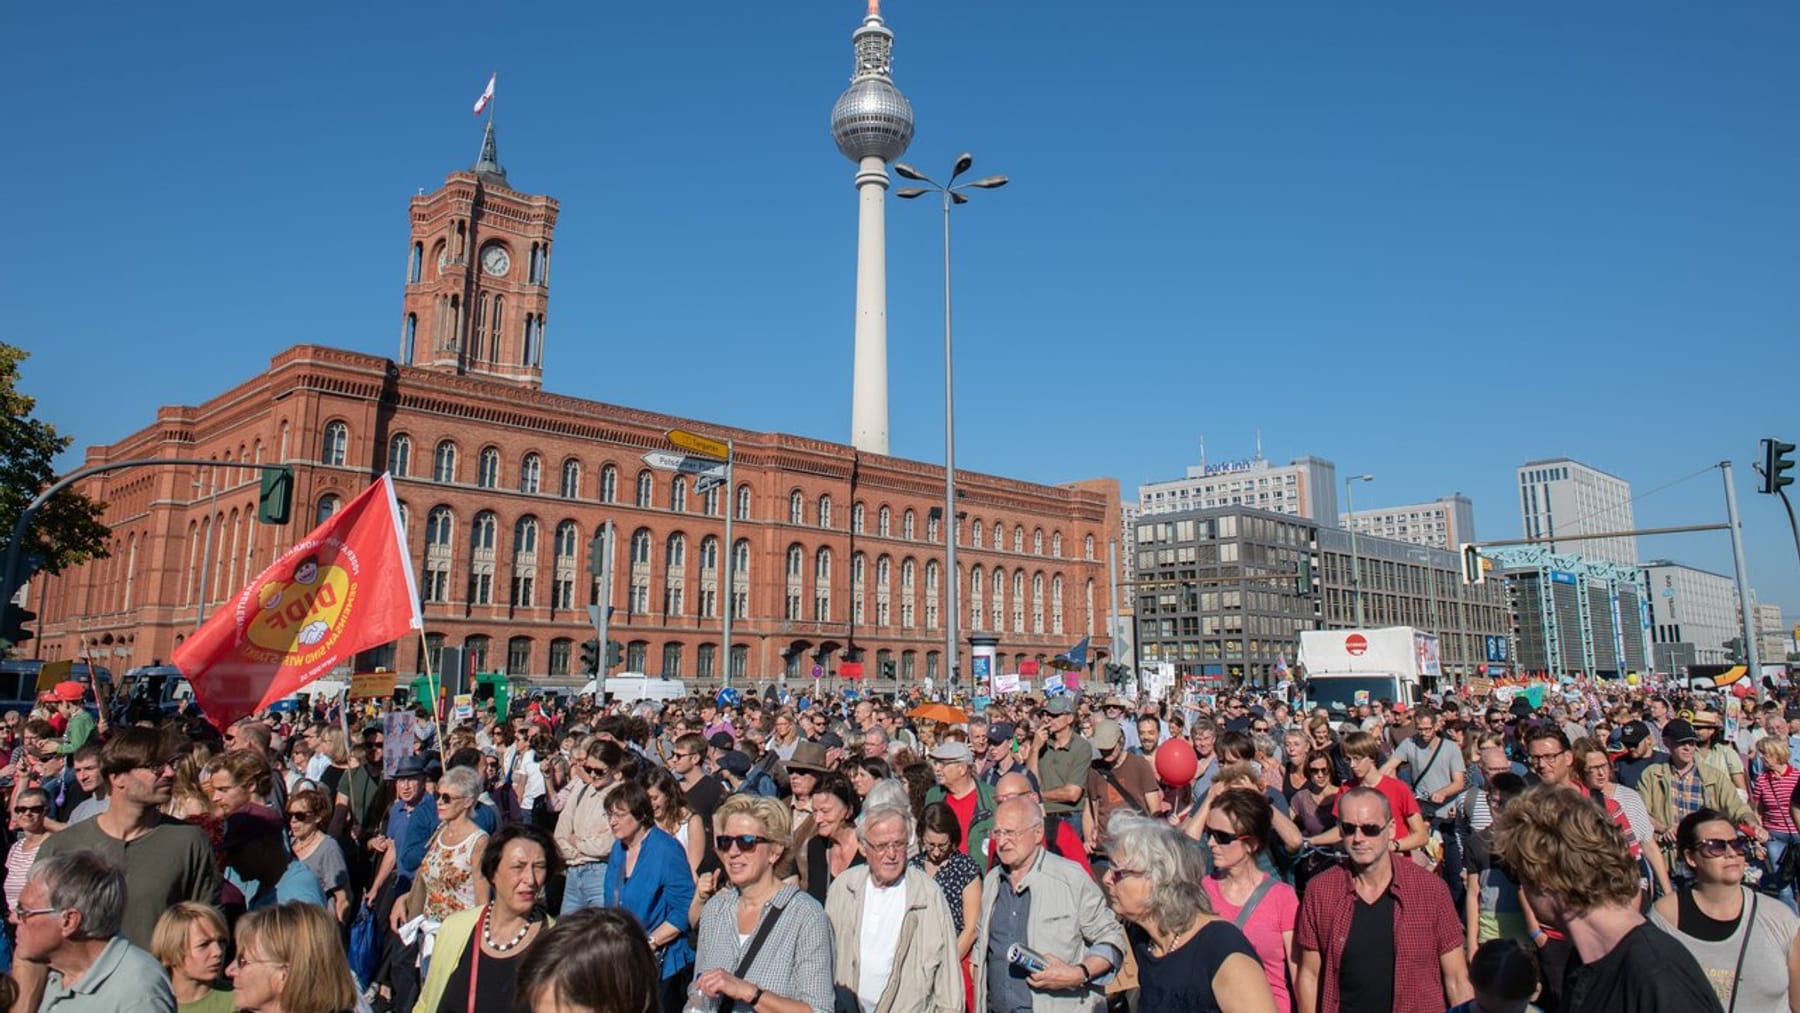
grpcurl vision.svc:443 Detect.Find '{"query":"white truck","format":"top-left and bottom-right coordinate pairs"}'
top-left (1297, 626), bottom-right (1443, 716)
top-left (582, 673), bottom-right (687, 703)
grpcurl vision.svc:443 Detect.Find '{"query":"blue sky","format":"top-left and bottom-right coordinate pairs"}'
top-left (5, 2), bottom-right (1798, 623)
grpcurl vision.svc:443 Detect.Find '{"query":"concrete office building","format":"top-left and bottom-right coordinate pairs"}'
top-left (1345, 494), bottom-right (1477, 551)
top-left (1641, 560), bottom-right (1742, 671)
top-left (1132, 505), bottom-right (1506, 686)
top-left (1756, 602), bottom-right (1794, 664)
top-left (1491, 547), bottom-right (1652, 680)
top-left (1138, 455), bottom-right (1337, 522)
top-left (1517, 458), bottom-right (1637, 565)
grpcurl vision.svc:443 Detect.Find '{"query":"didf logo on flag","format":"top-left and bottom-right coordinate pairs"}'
top-left (174, 474), bottom-right (422, 729)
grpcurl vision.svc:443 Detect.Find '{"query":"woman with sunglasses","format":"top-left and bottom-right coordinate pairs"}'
top-left (1105, 812), bottom-right (1277, 1013)
top-left (691, 794), bottom-right (833, 1012)
top-left (604, 779), bottom-right (697, 1012)
top-left (285, 788), bottom-right (351, 924)
top-left (1202, 789), bottom-right (1299, 1011)
top-left (1649, 807), bottom-right (1800, 1010)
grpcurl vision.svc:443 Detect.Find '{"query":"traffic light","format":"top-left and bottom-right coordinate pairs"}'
top-left (257, 466), bottom-right (293, 525)
top-left (1459, 543), bottom-right (1487, 585)
top-left (579, 639), bottom-right (600, 676)
top-left (1761, 437), bottom-right (1796, 495)
top-left (0, 604), bottom-right (36, 650)
top-left (606, 640), bottom-right (623, 670)
top-left (586, 535), bottom-right (606, 577)
top-left (881, 660), bottom-right (896, 679)
top-left (1724, 637), bottom-right (1745, 664)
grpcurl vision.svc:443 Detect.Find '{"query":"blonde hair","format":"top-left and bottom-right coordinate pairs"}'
top-left (236, 902), bottom-right (357, 1013)
top-left (1759, 736), bottom-right (1791, 766)
top-left (1492, 785), bottom-right (1640, 914)
top-left (1340, 730), bottom-right (1381, 762)
top-left (713, 793), bottom-right (793, 841)
top-left (314, 727), bottom-right (350, 766)
top-left (151, 902), bottom-right (227, 970)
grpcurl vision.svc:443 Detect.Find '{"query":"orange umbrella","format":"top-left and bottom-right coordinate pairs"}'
top-left (907, 702), bottom-right (967, 725)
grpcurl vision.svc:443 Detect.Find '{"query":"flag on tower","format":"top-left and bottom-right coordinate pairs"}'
top-left (472, 73), bottom-right (496, 116)
top-left (173, 474), bottom-right (422, 730)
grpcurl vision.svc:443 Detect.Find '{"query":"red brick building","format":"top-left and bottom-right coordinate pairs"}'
top-left (30, 141), bottom-right (1118, 688)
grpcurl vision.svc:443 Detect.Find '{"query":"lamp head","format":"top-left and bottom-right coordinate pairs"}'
top-left (951, 152), bottom-right (975, 178)
top-left (895, 188), bottom-right (929, 199)
top-left (966, 175), bottom-right (1008, 189)
top-left (893, 162), bottom-right (929, 182)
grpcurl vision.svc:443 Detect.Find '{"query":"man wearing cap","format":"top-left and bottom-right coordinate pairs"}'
top-left (367, 755), bottom-right (436, 901)
top-left (1638, 717), bottom-right (1760, 872)
top-left (926, 739), bottom-right (998, 867)
top-left (979, 722), bottom-right (1035, 789)
top-left (1030, 697), bottom-right (1091, 838)
top-left (1081, 719), bottom-right (1160, 865)
top-left (1612, 720), bottom-right (1665, 790)
top-left (45, 681), bottom-right (97, 756)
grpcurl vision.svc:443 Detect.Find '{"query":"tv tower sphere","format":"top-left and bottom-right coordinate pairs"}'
top-left (830, 6), bottom-right (913, 163)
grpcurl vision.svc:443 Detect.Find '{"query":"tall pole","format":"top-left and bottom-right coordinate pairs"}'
top-left (940, 188), bottom-right (960, 700)
top-left (1721, 461), bottom-right (1763, 701)
top-left (1345, 475), bottom-right (1373, 627)
top-left (597, 518), bottom-right (614, 681)
top-left (722, 442), bottom-right (735, 689)
top-left (1108, 539), bottom-right (1126, 670)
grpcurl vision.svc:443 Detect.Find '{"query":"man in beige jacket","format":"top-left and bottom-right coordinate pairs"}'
top-left (825, 801), bottom-right (963, 1013)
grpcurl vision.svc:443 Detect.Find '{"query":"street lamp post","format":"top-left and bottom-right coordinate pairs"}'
top-left (1344, 474), bottom-right (1375, 627)
top-left (895, 153), bottom-right (1007, 700)
top-left (1408, 549), bottom-right (1442, 639)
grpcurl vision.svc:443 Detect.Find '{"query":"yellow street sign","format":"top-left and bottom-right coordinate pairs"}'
top-left (666, 428), bottom-right (728, 462)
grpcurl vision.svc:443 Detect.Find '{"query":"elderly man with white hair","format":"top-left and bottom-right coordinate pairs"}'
top-left (824, 801), bottom-right (964, 1013)
top-left (18, 849), bottom-right (176, 1012)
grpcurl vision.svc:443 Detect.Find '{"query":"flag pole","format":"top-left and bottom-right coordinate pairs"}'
top-left (417, 628), bottom-right (445, 748)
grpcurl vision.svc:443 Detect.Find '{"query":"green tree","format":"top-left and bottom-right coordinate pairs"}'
top-left (1, 343), bottom-right (110, 588)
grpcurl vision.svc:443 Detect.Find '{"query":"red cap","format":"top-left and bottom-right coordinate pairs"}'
top-left (47, 681), bottom-right (86, 703)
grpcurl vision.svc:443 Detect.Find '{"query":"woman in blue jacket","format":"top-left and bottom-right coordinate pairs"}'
top-left (604, 778), bottom-right (697, 1013)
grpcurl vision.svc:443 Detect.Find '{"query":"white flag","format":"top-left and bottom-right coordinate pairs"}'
top-left (472, 73), bottom-right (495, 116)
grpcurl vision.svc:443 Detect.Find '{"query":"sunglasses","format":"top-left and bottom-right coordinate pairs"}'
top-left (1695, 837), bottom-right (1753, 858)
top-left (1203, 827), bottom-right (1248, 846)
top-left (12, 805), bottom-right (44, 815)
top-left (1306, 766), bottom-right (1331, 775)
top-left (713, 834), bottom-right (777, 854)
top-left (584, 765), bottom-right (611, 777)
top-left (286, 810), bottom-right (316, 822)
top-left (1341, 821), bottom-right (1389, 839)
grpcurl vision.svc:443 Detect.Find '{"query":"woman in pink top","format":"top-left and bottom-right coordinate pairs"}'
top-left (1201, 787), bottom-right (1299, 1009)
top-left (1748, 735), bottom-right (1800, 908)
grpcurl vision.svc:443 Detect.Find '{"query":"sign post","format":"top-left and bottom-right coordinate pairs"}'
top-left (587, 519), bottom-right (614, 683)
top-left (666, 430), bottom-right (734, 687)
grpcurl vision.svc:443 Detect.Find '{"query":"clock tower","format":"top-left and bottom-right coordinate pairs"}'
top-left (399, 122), bottom-right (559, 389)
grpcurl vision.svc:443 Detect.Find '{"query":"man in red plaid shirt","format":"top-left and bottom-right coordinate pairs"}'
top-left (1295, 785), bottom-right (1472, 1012)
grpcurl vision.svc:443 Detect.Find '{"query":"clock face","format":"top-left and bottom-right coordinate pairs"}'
top-left (480, 245), bottom-right (511, 277)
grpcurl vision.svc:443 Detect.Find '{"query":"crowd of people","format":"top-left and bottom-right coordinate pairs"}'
top-left (0, 673), bottom-right (1796, 1012)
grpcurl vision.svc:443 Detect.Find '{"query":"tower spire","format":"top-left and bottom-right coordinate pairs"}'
top-left (472, 120), bottom-right (507, 185)
top-left (831, 0), bottom-right (914, 456)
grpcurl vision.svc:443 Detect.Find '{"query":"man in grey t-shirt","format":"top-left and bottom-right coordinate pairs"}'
top-left (1381, 707), bottom-right (1466, 821)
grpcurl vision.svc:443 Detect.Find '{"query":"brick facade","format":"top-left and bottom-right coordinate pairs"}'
top-left (29, 167), bottom-right (1116, 688)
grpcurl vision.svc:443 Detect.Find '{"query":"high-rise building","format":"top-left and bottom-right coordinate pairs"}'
top-left (1516, 458), bottom-right (1637, 565)
top-left (1754, 601), bottom-right (1791, 665)
top-left (1345, 494), bottom-right (1476, 551)
top-left (1139, 455), bottom-right (1337, 523)
top-left (1490, 547), bottom-right (1652, 679)
top-left (830, 0), bottom-right (913, 455)
top-left (1640, 560), bottom-right (1739, 671)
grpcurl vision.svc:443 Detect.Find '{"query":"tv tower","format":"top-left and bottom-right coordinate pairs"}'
top-left (831, 0), bottom-right (914, 455)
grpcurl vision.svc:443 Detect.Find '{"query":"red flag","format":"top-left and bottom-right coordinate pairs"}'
top-left (174, 474), bottom-right (421, 730)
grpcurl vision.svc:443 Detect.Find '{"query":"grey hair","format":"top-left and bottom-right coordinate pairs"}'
top-left (862, 779), bottom-right (917, 848)
top-left (857, 802), bottom-right (914, 845)
top-left (1106, 812), bottom-right (1211, 934)
top-left (32, 849), bottom-right (126, 939)
top-left (439, 764), bottom-right (483, 801)
top-left (1251, 732), bottom-right (1277, 758)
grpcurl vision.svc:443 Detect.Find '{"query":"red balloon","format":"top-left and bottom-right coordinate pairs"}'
top-left (1154, 738), bottom-right (1198, 787)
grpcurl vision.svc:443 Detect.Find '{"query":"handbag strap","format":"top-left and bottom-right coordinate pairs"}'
top-left (1230, 874), bottom-right (1279, 930)
top-left (1727, 890), bottom-right (1758, 1013)
top-left (720, 894), bottom-right (788, 1013)
top-left (1097, 766), bottom-right (1148, 816)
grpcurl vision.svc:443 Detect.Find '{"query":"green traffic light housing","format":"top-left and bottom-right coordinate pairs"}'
top-left (258, 466), bottom-right (294, 525)
top-left (1761, 437), bottom-right (1796, 495)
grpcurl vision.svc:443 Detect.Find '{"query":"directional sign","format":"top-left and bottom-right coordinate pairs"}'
top-left (666, 429), bottom-right (729, 462)
top-left (694, 474), bottom-right (726, 494)
top-left (642, 451), bottom-right (726, 478)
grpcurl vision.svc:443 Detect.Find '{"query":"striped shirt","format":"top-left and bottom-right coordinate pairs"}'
top-left (1751, 765), bottom-right (1800, 834)
top-left (694, 883), bottom-right (834, 1013)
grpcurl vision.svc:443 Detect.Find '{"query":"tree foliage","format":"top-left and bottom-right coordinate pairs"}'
top-left (0, 343), bottom-right (110, 584)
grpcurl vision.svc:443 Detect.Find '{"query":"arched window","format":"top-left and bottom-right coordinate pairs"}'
top-left (511, 517), bottom-right (539, 607)
top-left (699, 535), bottom-right (720, 618)
top-left (475, 293), bottom-right (490, 359)
top-left (1052, 574), bottom-right (1065, 635)
top-left (878, 506), bottom-right (891, 537)
top-left (519, 454), bottom-right (542, 494)
top-left (851, 552), bottom-right (867, 626)
top-left (875, 555), bottom-right (892, 627)
top-left (315, 494), bottom-right (341, 525)
top-left (1012, 570), bottom-right (1025, 632)
top-left (401, 314), bottom-right (417, 364)
top-left (469, 511), bottom-right (498, 605)
top-left (555, 521), bottom-right (580, 557)
top-left (512, 516), bottom-right (538, 554)
top-left (600, 465), bottom-right (618, 503)
top-left (969, 566), bottom-right (985, 631)
top-left (730, 539), bottom-right (750, 622)
top-left (635, 471), bottom-right (653, 508)
top-left (993, 522), bottom-right (1004, 549)
top-left (670, 478), bottom-right (687, 513)
top-left (409, 241), bottom-right (423, 283)
top-left (427, 507), bottom-right (455, 548)
top-left (789, 491), bottom-right (805, 526)
top-left (992, 569), bottom-right (1005, 631)
top-left (735, 485), bottom-right (752, 521)
top-left (1031, 572), bottom-right (1045, 633)
top-left (1033, 529), bottom-right (1044, 555)
top-left (786, 544), bottom-right (804, 577)
top-left (664, 534), bottom-right (686, 616)
top-left (560, 459), bottom-right (580, 499)
top-left (813, 547), bottom-right (833, 624)
top-left (852, 502), bottom-right (866, 534)
top-left (472, 512), bottom-right (497, 551)
top-left (478, 447), bottom-right (500, 489)
top-left (490, 296), bottom-right (505, 362)
top-left (631, 528), bottom-right (653, 564)
top-left (903, 509), bottom-right (916, 540)
top-left (553, 520), bottom-right (580, 609)
top-left (387, 434), bottom-right (411, 478)
top-left (661, 643), bottom-right (683, 678)
top-left (925, 560), bottom-right (940, 630)
top-left (900, 558), bottom-right (916, 628)
top-left (667, 534), bottom-right (687, 568)
top-left (320, 421), bottom-right (348, 466)
top-left (971, 519), bottom-right (984, 549)
top-left (548, 638), bottom-right (572, 677)
top-left (1084, 534), bottom-right (1095, 560)
top-left (628, 528), bottom-right (653, 614)
top-left (785, 544), bottom-right (804, 620)
top-left (818, 495), bottom-right (833, 529)
top-left (1052, 531), bottom-right (1064, 558)
top-left (434, 441), bottom-right (458, 483)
